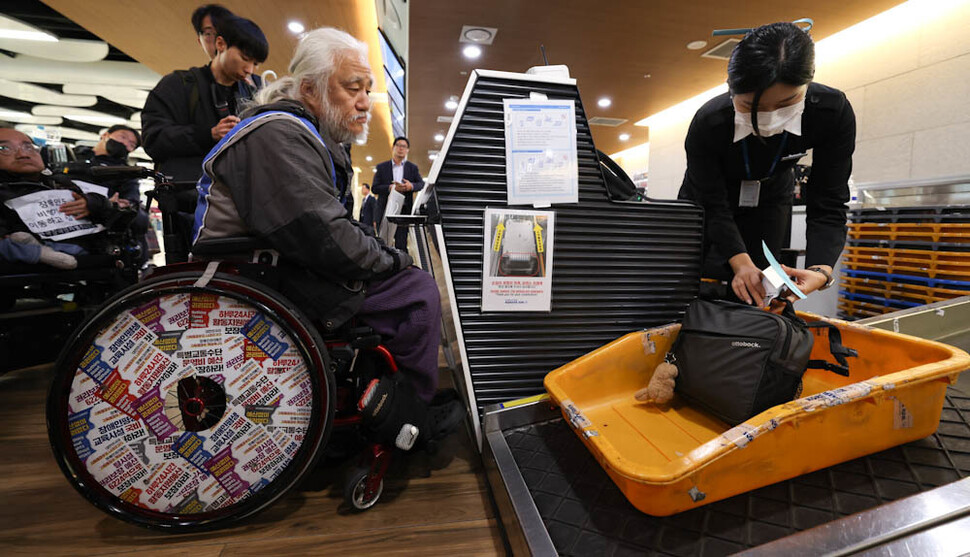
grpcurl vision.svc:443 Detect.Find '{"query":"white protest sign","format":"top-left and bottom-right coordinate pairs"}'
top-left (4, 189), bottom-right (104, 241)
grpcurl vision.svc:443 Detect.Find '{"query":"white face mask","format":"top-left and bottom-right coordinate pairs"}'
top-left (734, 98), bottom-right (805, 142)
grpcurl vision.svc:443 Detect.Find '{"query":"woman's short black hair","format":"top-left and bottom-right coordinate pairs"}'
top-left (728, 22), bottom-right (815, 95)
top-left (191, 4), bottom-right (233, 34)
top-left (217, 15), bottom-right (269, 63)
top-left (727, 22), bottom-right (814, 137)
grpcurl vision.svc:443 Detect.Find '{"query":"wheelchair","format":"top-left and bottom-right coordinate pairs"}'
top-left (46, 176), bottom-right (430, 531)
top-left (1, 167), bottom-right (147, 373)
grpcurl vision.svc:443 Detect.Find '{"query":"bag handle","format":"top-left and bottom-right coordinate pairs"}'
top-left (805, 321), bottom-right (858, 377)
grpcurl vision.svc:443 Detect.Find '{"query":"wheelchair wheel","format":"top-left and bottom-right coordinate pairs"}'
top-left (344, 466), bottom-right (383, 511)
top-left (46, 271), bottom-right (335, 531)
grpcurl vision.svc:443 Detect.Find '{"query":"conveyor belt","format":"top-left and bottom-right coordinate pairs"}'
top-left (500, 387), bottom-right (969, 556)
top-left (484, 298), bottom-right (970, 556)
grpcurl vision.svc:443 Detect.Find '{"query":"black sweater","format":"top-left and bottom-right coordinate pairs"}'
top-left (678, 82), bottom-right (856, 269)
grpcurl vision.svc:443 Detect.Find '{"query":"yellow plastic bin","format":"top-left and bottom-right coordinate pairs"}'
top-left (543, 315), bottom-right (970, 516)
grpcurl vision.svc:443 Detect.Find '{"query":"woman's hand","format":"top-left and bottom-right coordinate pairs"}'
top-left (729, 253), bottom-right (766, 306)
top-left (780, 264), bottom-right (830, 299)
top-left (59, 192), bottom-right (90, 219)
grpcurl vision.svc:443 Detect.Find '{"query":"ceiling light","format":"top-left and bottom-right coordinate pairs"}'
top-left (0, 109), bottom-right (62, 125)
top-left (445, 99), bottom-right (458, 110)
top-left (365, 156), bottom-right (373, 161)
top-left (462, 45), bottom-right (482, 59)
top-left (687, 40), bottom-right (708, 50)
top-left (429, 154), bottom-right (438, 161)
top-left (0, 29), bottom-right (57, 42)
top-left (32, 105), bottom-right (126, 126)
top-left (355, 138), bottom-right (366, 145)
top-left (619, 133), bottom-right (631, 141)
top-left (0, 78), bottom-right (95, 107)
top-left (597, 97), bottom-right (611, 108)
top-left (287, 21), bottom-right (305, 34)
top-left (0, 14), bottom-right (58, 43)
top-left (65, 114), bottom-right (126, 124)
top-left (369, 91), bottom-right (389, 103)
top-left (62, 83), bottom-right (147, 108)
top-left (460, 26), bottom-right (497, 45)
top-left (434, 133), bottom-right (445, 142)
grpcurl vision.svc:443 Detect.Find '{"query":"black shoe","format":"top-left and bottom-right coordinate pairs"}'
top-left (425, 399), bottom-right (465, 441)
top-left (430, 388), bottom-right (459, 406)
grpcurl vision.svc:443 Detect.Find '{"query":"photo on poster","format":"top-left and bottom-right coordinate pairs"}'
top-left (482, 208), bottom-right (555, 312)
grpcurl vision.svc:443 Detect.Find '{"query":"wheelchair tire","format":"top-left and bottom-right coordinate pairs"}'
top-left (344, 466), bottom-right (383, 511)
top-left (46, 270), bottom-right (335, 531)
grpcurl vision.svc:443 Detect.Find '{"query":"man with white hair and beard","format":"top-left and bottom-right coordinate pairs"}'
top-left (192, 27), bottom-right (462, 448)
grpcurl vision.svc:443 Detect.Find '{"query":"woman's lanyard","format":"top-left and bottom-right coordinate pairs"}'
top-left (738, 132), bottom-right (788, 207)
top-left (741, 131), bottom-right (789, 180)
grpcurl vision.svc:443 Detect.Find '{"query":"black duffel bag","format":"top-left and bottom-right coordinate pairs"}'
top-left (671, 298), bottom-right (857, 426)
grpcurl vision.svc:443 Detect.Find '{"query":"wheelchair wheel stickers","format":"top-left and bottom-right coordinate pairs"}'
top-left (47, 272), bottom-right (334, 531)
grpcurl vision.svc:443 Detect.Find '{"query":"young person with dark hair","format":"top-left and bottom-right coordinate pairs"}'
top-left (191, 4), bottom-right (234, 60)
top-left (142, 14), bottom-right (268, 182)
top-left (678, 21), bottom-right (855, 307)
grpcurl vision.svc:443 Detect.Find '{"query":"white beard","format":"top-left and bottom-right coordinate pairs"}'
top-left (324, 102), bottom-right (370, 144)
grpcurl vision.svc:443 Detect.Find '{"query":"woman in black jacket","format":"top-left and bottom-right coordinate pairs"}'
top-left (678, 22), bottom-right (855, 307)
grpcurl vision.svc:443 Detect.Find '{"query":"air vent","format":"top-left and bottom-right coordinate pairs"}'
top-left (588, 117), bottom-right (628, 127)
top-left (437, 116), bottom-right (454, 123)
top-left (701, 38), bottom-right (740, 60)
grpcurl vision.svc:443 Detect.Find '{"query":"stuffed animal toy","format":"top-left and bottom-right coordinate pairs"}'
top-left (634, 358), bottom-right (678, 404)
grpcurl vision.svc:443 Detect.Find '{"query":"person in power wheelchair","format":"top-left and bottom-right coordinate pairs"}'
top-left (0, 127), bottom-right (134, 272)
top-left (193, 28), bottom-right (462, 454)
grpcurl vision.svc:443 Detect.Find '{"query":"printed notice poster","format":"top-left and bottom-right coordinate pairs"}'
top-left (4, 189), bottom-right (104, 241)
top-left (482, 208), bottom-right (555, 312)
top-left (503, 99), bottom-right (578, 206)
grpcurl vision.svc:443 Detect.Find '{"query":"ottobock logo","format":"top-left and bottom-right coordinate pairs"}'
top-left (732, 341), bottom-right (761, 349)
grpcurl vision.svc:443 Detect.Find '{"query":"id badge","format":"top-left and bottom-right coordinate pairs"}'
top-left (739, 179), bottom-right (761, 207)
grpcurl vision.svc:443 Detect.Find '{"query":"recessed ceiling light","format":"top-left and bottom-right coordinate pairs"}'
top-left (597, 97), bottom-right (611, 108)
top-left (434, 133), bottom-right (445, 142)
top-left (429, 154), bottom-right (438, 161)
top-left (288, 21), bottom-right (305, 34)
top-left (460, 26), bottom-right (497, 45)
top-left (445, 99), bottom-right (458, 110)
top-left (355, 138), bottom-right (366, 145)
top-left (619, 133), bottom-right (631, 141)
top-left (687, 40), bottom-right (708, 50)
top-left (462, 45), bottom-right (482, 59)
top-left (365, 156), bottom-right (373, 161)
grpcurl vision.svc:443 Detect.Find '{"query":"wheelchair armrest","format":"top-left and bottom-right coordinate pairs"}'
top-left (192, 236), bottom-right (273, 256)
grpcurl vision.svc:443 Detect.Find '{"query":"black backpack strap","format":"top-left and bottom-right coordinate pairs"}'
top-left (178, 68), bottom-right (203, 125)
top-left (806, 321), bottom-right (858, 377)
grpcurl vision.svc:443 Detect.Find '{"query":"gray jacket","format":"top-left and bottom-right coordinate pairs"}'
top-left (195, 100), bottom-right (411, 329)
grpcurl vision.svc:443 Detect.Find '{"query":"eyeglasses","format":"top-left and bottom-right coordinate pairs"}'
top-left (393, 143), bottom-right (409, 149)
top-left (0, 142), bottom-right (41, 157)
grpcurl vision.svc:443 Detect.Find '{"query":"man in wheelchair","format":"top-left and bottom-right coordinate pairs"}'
top-left (0, 127), bottom-right (135, 272)
top-left (192, 27), bottom-right (462, 449)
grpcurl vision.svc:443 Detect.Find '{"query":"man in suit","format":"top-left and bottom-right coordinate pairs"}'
top-left (372, 136), bottom-right (424, 250)
top-left (358, 183), bottom-right (377, 235)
